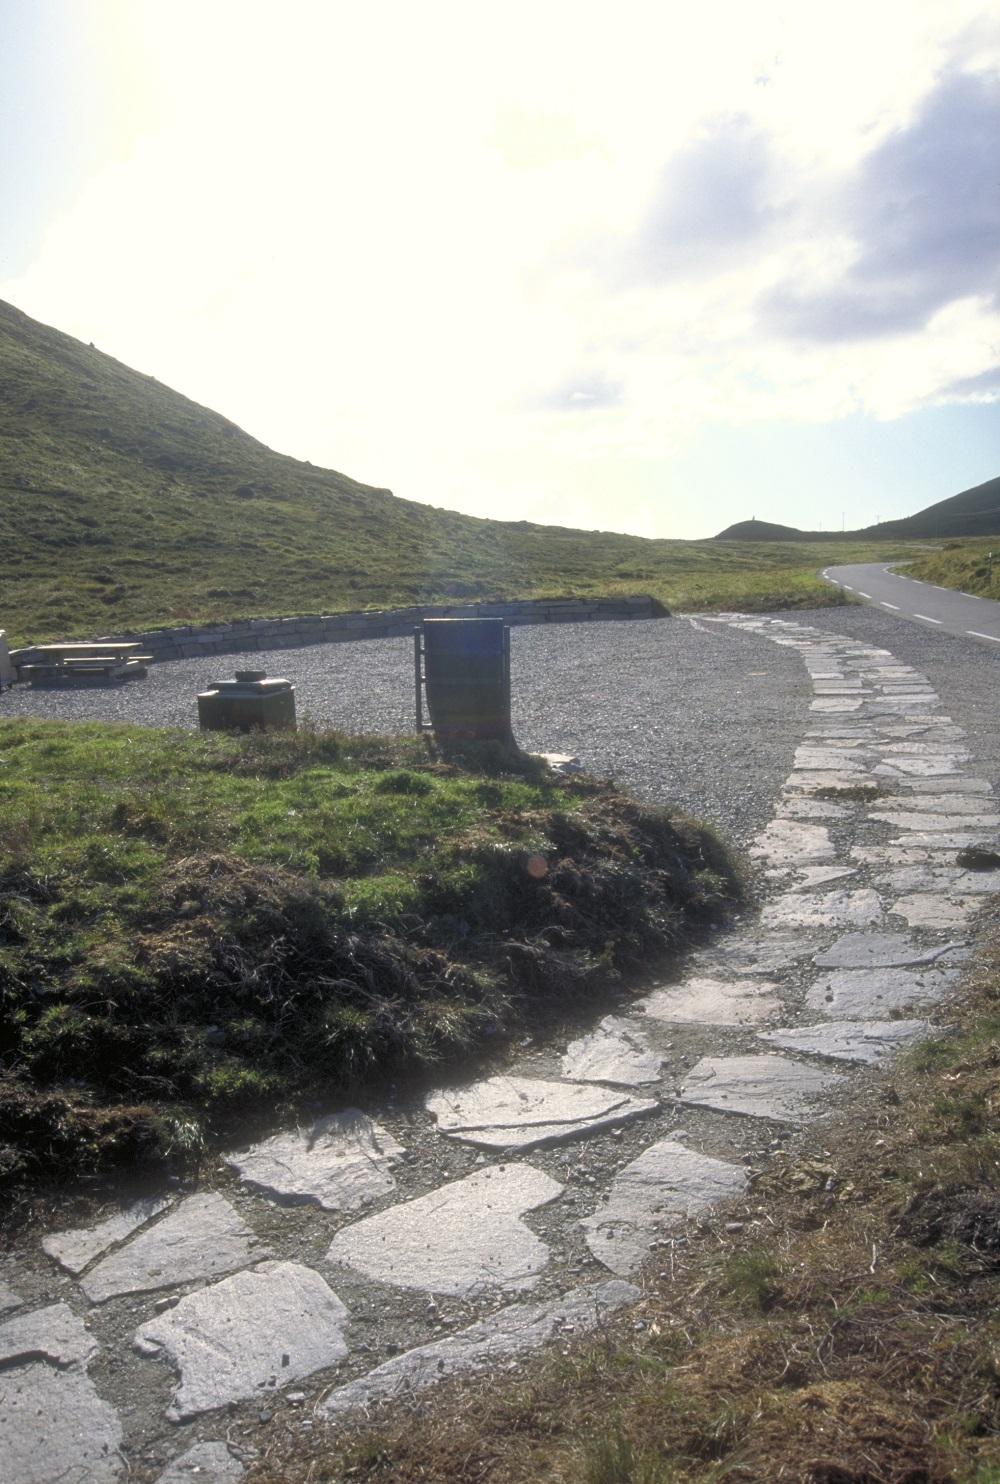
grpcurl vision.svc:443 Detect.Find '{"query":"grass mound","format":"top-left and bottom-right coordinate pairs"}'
top-left (0, 719), bottom-right (738, 1193)
top-left (271, 923), bottom-right (1000, 1484)
top-left (905, 540), bottom-right (1000, 600)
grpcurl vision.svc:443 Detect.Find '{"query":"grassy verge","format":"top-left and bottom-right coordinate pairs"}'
top-left (0, 719), bottom-right (738, 1195)
top-left (906, 539), bottom-right (1000, 601)
top-left (253, 922), bottom-right (1000, 1484)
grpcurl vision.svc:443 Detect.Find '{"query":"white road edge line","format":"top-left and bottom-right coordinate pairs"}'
top-left (967, 630), bottom-right (1000, 643)
top-left (881, 602), bottom-right (900, 610)
top-left (858, 591), bottom-right (872, 599)
top-left (914, 614), bottom-right (942, 624)
top-left (843, 585), bottom-right (855, 592)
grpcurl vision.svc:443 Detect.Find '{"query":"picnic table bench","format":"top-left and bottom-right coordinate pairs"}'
top-left (10, 642), bottom-right (153, 683)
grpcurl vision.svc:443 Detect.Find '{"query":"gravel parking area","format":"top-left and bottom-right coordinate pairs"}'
top-left (0, 616), bottom-right (812, 851)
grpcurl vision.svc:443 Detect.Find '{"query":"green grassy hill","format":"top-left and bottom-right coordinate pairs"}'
top-left (1, 298), bottom-right (917, 644)
top-left (715, 474), bottom-right (1000, 543)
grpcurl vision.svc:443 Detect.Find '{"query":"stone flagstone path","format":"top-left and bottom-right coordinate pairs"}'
top-left (3, 613), bottom-right (998, 1481)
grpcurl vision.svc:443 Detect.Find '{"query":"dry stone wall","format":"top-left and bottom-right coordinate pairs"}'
top-left (94, 595), bottom-right (662, 662)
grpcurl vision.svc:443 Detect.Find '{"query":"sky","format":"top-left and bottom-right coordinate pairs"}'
top-left (2, 0), bottom-right (999, 540)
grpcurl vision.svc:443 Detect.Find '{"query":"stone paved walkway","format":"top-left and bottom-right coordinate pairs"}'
top-left (3, 614), bottom-right (998, 1482)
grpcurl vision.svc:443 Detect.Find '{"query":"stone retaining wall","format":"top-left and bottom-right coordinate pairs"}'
top-left (96, 596), bottom-right (665, 662)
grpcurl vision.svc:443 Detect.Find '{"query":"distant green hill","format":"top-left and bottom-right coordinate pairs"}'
top-left (0, 299), bottom-right (917, 643)
top-left (715, 474), bottom-right (1000, 543)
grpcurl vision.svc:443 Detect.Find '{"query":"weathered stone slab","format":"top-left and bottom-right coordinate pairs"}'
top-left (750, 819), bottom-right (834, 865)
top-left (875, 757), bottom-right (964, 778)
top-left (784, 771), bottom-right (876, 793)
top-left (224, 1110), bottom-right (404, 1211)
top-left (810, 698), bottom-right (863, 712)
top-left (83, 1193), bottom-right (267, 1303)
top-left (320, 1280), bottom-right (639, 1417)
top-left (897, 794), bottom-right (998, 814)
top-left (886, 832), bottom-right (996, 851)
top-left (135, 1261), bottom-right (349, 1422)
top-left (760, 1020), bottom-right (932, 1065)
top-left (679, 1055), bottom-right (845, 1123)
top-left (561, 1017), bottom-right (662, 1085)
top-left (871, 811), bottom-right (1000, 832)
top-left (156, 1443), bottom-right (245, 1483)
top-left (794, 749), bottom-right (866, 770)
top-left (692, 933), bottom-right (821, 975)
top-left (881, 742), bottom-right (971, 758)
top-left (877, 866), bottom-right (1000, 895)
top-left (582, 1140), bottom-right (747, 1275)
top-left (0, 1280), bottom-right (21, 1316)
top-left (0, 1302), bottom-right (97, 1369)
top-left (426, 1076), bottom-right (657, 1150)
top-left (0, 1363), bottom-right (123, 1484)
top-left (896, 777), bottom-right (992, 795)
top-left (761, 889), bottom-right (882, 930)
top-left (776, 799), bottom-right (852, 819)
top-left (43, 1196), bottom-right (172, 1275)
top-left (788, 866), bottom-right (858, 890)
top-left (813, 933), bottom-right (962, 970)
top-left (805, 966), bottom-right (960, 1017)
top-left (891, 894), bottom-right (983, 930)
top-left (326, 1166), bottom-right (563, 1297)
top-left (639, 977), bottom-right (781, 1026)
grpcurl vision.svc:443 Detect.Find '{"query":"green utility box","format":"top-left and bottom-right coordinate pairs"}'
top-left (197, 670), bottom-right (296, 732)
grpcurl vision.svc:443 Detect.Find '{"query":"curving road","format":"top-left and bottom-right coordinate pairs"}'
top-left (824, 561), bottom-right (1000, 646)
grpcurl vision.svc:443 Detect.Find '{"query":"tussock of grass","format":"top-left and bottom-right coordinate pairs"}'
top-left (905, 540), bottom-right (1000, 601)
top-left (0, 718), bottom-right (739, 1193)
top-left (250, 919), bottom-right (1000, 1484)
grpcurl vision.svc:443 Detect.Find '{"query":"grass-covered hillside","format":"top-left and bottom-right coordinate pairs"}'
top-left (906, 537), bottom-right (1000, 599)
top-left (1, 298), bottom-right (918, 644)
top-left (0, 718), bottom-right (738, 1192)
top-left (716, 473), bottom-right (1000, 543)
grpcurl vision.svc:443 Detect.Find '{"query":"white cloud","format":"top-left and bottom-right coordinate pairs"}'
top-left (3, 0), bottom-right (998, 536)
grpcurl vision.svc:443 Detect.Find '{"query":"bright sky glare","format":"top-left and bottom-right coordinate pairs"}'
top-left (2, 0), bottom-right (999, 538)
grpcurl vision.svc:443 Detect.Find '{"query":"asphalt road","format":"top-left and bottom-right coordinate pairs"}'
top-left (824, 561), bottom-right (1000, 646)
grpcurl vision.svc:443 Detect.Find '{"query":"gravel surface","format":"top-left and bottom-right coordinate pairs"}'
top-left (1, 616), bottom-right (812, 850)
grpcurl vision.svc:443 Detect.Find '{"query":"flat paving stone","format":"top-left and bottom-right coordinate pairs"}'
top-left (0, 1363), bottom-right (123, 1484)
top-left (760, 889), bottom-right (882, 930)
top-left (327, 1165), bottom-right (564, 1297)
top-left (42, 1196), bottom-right (172, 1275)
top-left (640, 977), bottom-right (781, 1026)
top-left (581, 1140), bottom-right (747, 1275)
top-left (0, 1302), bottom-right (98, 1368)
top-left (156, 1442), bottom-right (245, 1482)
top-left (135, 1261), bottom-right (349, 1422)
top-left (691, 933), bottom-right (822, 975)
top-left (877, 866), bottom-right (1000, 895)
top-left (83, 1193), bottom-right (267, 1304)
top-left (224, 1110), bottom-right (404, 1211)
top-left (0, 1280), bottom-right (22, 1315)
top-left (886, 831), bottom-right (997, 851)
top-left (561, 1016), bottom-right (663, 1085)
top-left (320, 1279), bottom-right (639, 1418)
top-left (896, 777), bottom-right (992, 795)
top-left (750, 819), bottom-right (834, 865)
top-left (875, 757), bottom-right (964, 778)
top-left (759, 1020), bottom-right (932, 1065)
top-left (871, 811), bottom-right (1000, 832)
top-left (776, 799), bottom-right (852, 819)
top-left (810, 698), bottom-right (863, 712)
top-left (787, 866), bottom-right (858, 889)
top-left (679, 1054), bottom-right (845, 1123)
top-left (891, 894), bottom-right (983, 930)
top-left (894, 794), bottom-right (997, 814)
top-left (794, 749), bottom-right (867, 770)
top-left (805, 967), bottom-right (961, 1017)
top-left (783, 770), bottom-right (876, 793)
top-left (426, 1076), bottom-right (657, 1150)
top-left (813, 933), bottom-right (962, 970)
